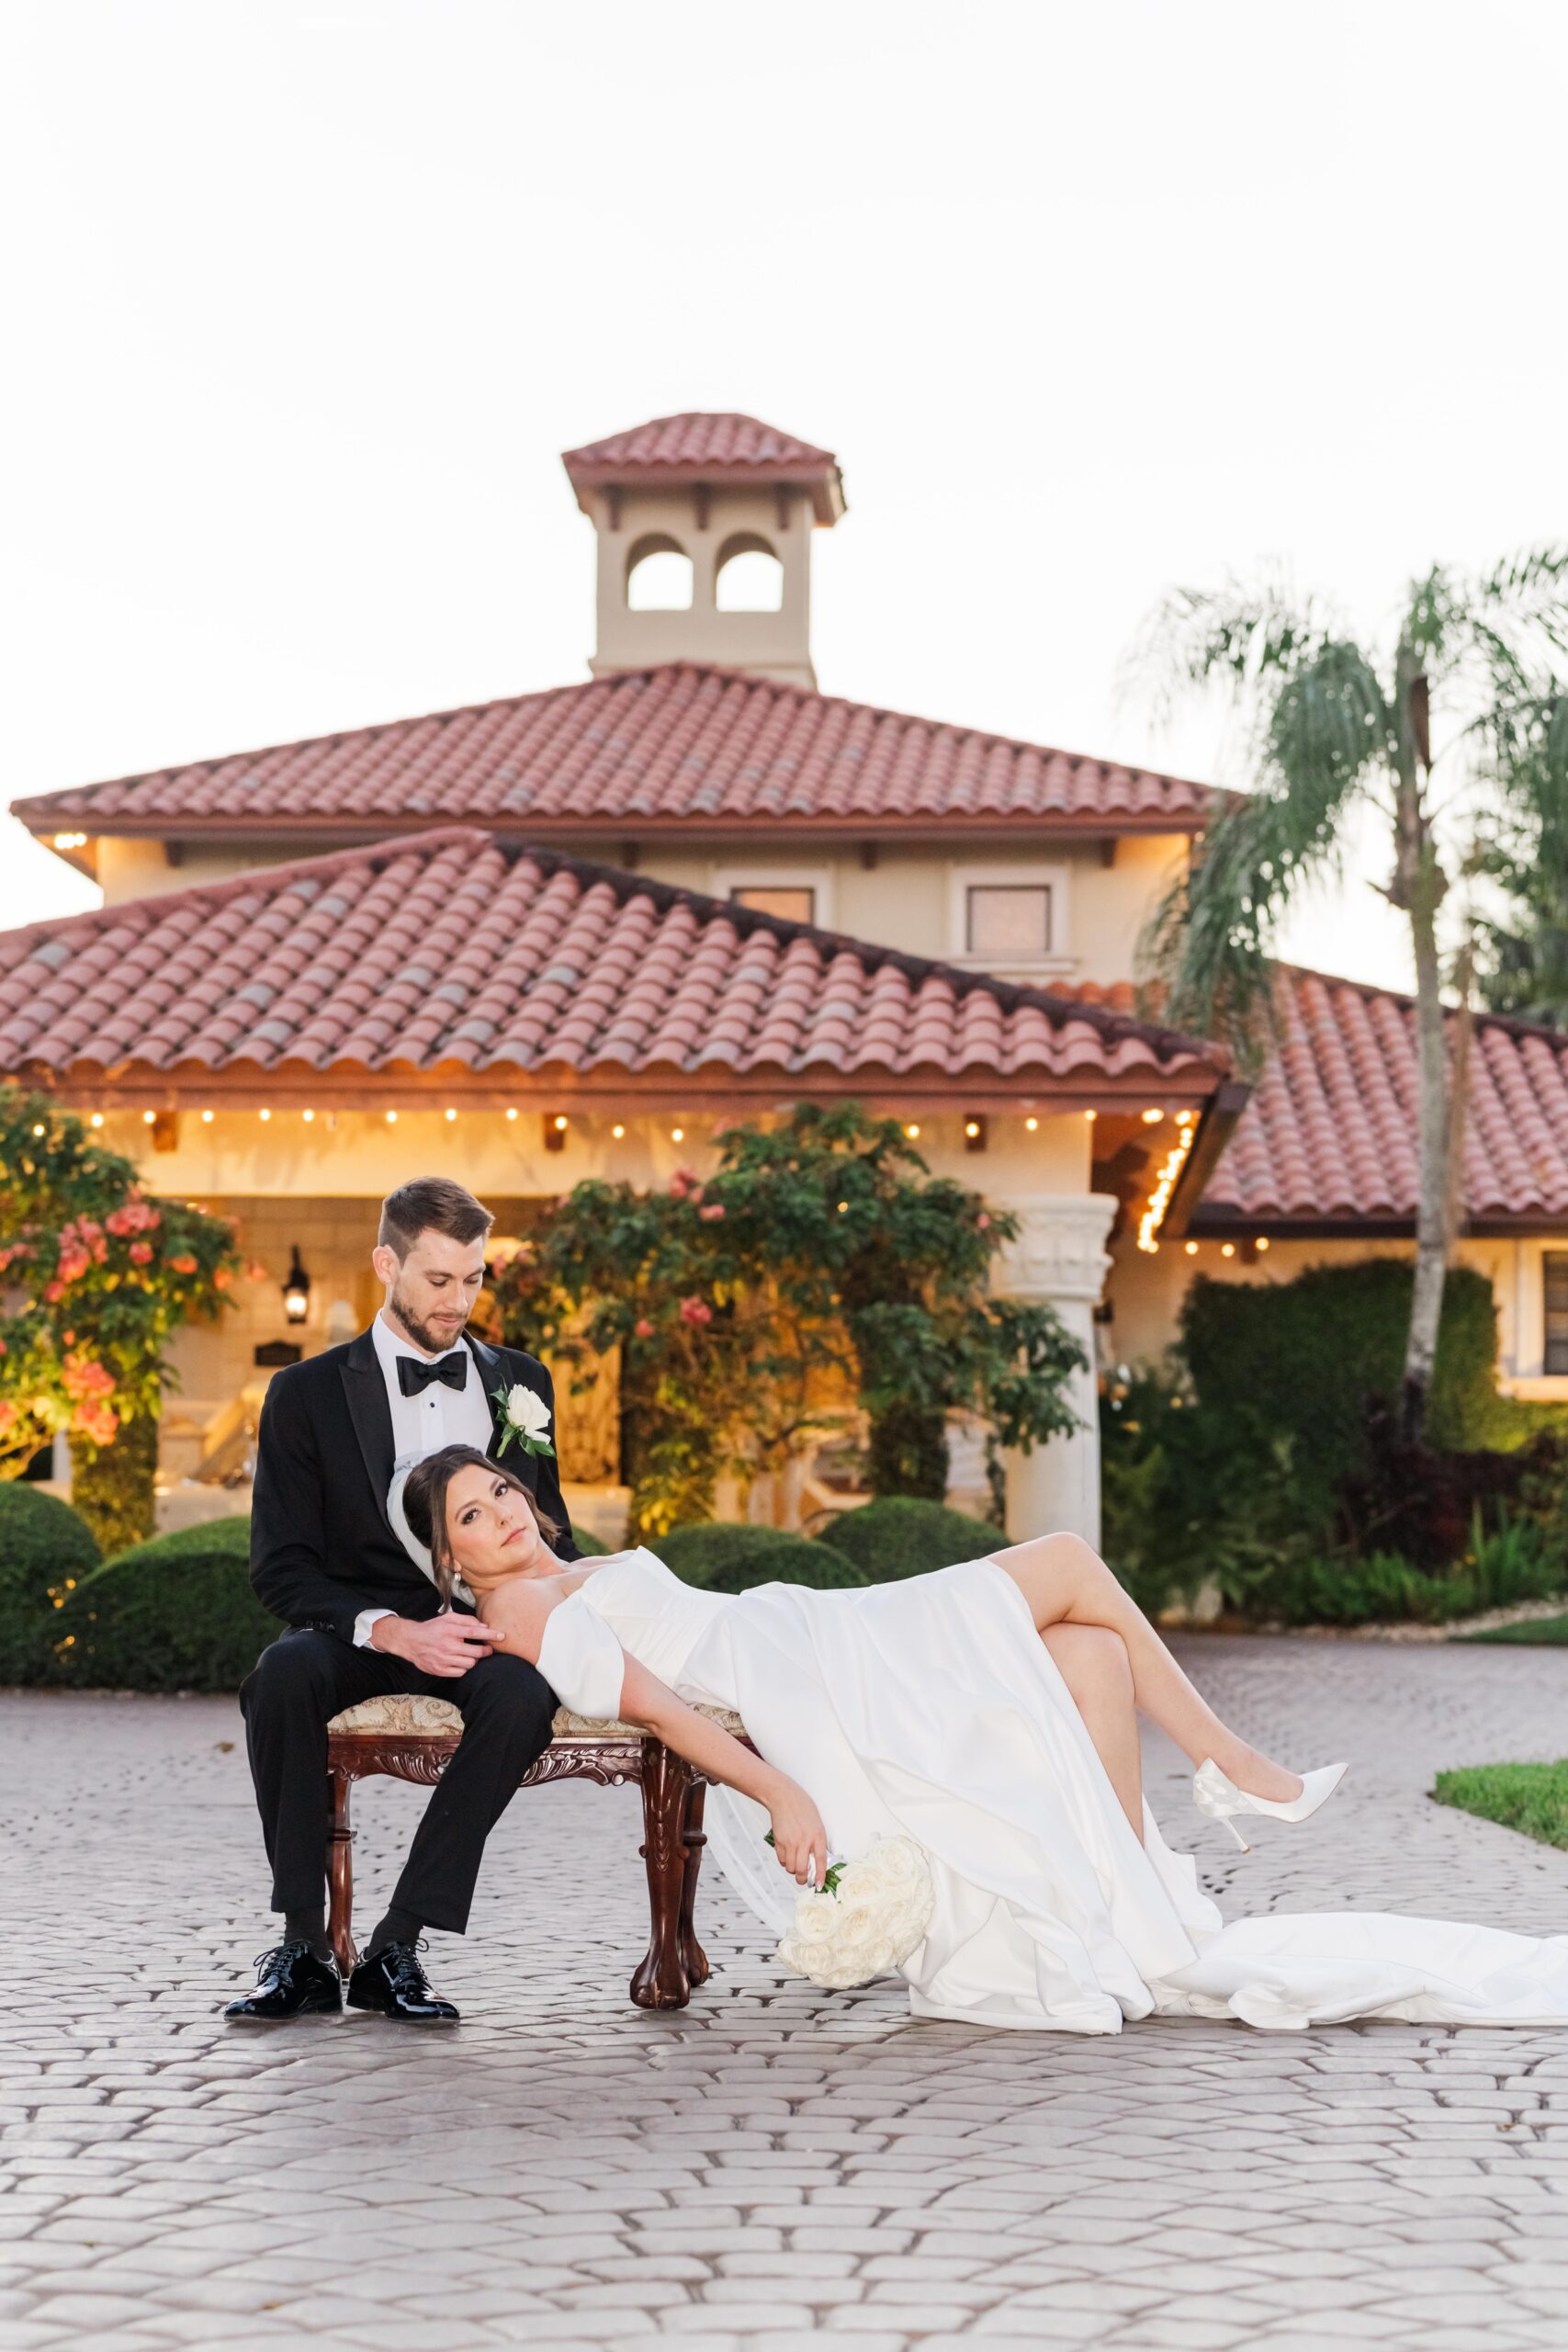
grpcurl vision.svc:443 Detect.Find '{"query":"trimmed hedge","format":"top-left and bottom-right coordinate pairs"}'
top-left (658, 1521), bottom-right (866, 1593)
top-left (57, 1514), bottom-right (276, 1693)
top-left (568, 1522), bottom-right (612, 1556)
top-left (0, 1484), bottom-right (101, 1684)
top-left (816, 1495), bottom-right (1005, 1581)
top-left (1180, 1261), bottom-right (1568, 1514)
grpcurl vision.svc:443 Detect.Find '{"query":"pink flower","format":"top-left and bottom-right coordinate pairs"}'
top-left (678, 1295), bottom-right (713, 1327)
top-left (73, 1402), bottom-right (119, 1447)
top-left (246, 1261), bottom-right (268, 1283)
top-left (976, 1213), bottom-right (991, 1230)
top-left (129, 1242), bottom-right (153, 1264)
top-left (634, 1318), bottom-right (656, 1339)
top-left (43, 1281), bottom-right (64, 1304)
top-left (0, 1400), bottom-right (16, 1434)
top-left (697, 1203), bottom-right (725, 1221)
top-left (668, 1165), bottom-right (702, 1201)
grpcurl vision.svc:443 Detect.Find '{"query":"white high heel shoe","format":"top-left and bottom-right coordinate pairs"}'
top-left (1192, 1758), bottom-right (1348, 1852)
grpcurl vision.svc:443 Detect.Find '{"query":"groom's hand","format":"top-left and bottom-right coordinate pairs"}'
top-left (369, 1613), bottom-right (494, 1677)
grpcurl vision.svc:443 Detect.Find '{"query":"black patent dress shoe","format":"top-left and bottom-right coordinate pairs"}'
top-left (345, 1939), bottom-right (459, 2023)
top-left (223, 1940), bottom-right (342, 2021)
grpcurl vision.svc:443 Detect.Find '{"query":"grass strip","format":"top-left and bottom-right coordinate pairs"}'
top-left (1459, 1614), bottom-right (1568, 1645)
top-left (1432, 1760), bottom-right (1568, 1850)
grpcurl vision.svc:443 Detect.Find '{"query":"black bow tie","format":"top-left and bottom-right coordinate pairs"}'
top-left (397, 1351), bottom-right (468, 1397)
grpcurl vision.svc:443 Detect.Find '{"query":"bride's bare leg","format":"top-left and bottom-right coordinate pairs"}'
top-left (997, 1532), bottom-right (1303, 1804)
top-left (1042, 1625), bottom-right (1144, 1839)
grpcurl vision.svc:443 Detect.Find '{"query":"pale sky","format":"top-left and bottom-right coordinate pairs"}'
top-left (5, 0), bottom-right (1565, 992)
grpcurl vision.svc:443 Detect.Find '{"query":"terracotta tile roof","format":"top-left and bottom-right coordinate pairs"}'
top-left (0, 829), bottom-right (1226, 1102)
top-left (13, 664), bottom-right (1213, 842)
top-left (562, 413), bottom-right (844, 522)
top-left (1194, 968), bottom-right (1568, 1228)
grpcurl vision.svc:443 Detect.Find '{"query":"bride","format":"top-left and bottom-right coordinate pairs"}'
top-left (399, 1444), bottom-right (1568, 2034)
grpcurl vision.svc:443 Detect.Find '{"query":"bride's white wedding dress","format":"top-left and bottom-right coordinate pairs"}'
top-left (536, 1545), bottom-right (1568, 2034)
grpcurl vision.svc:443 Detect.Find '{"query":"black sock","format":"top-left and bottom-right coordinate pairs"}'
top-left (284, 1907), bottom-right (333, 1962)
top-left (366, 1905), bottom-right (423, 1959)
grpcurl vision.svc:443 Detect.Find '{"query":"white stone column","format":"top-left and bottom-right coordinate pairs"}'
top-left (990, 1193), bottom-right (1117, 1547)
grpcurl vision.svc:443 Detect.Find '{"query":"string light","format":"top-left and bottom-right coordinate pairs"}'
top-left (52, 831), bottom-right (87, 850)
top-left (90, 1114), bottom-right (104, 1128)
top-left (552, 1114), bottom-right (568, 1132)
top-left (142, 1111), bottom-right (155, 1125)
top-left (1137, 1119), bottom-right (1197, 1254)
top-left (1025, 1116), bottom-right (1039, 1132)
top-left (1221, 1241), bottom-right (1235, 1258)
top-left (201, 1109), bottom-right (214, 1124)
top-left (1141, 1107), bottom-right (1163, 1125)
top-left (258, 1108), bottom-right (272, 1122)
top-left (31, 1122), bottom-right (46, 1137)
top-left (904, 1123), bottom-right (920, 1139)
top-left (1256, 1237), bottom-right (1270, 1252)
top-left (1084, 1109), bottom-right (1096, 1124)
top-left (505, 1107), bottom-right (518, 1121)
top-left (302, 1109), bottom-right (315, 1123)
top-left (671, 1126), bottom-right (684, 1142)
top-left (1175, 1109), bottom-right (1195, 1127)
top-left (1185, 1240), bottom-right (1199, 1256)
top-left (385, 1110), bottom-right (398, 1125)
top-left (612, 1123), bottom-right (626, 1138)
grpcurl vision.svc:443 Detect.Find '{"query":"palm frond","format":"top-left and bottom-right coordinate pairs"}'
top-left (1419, 545), bottom-right (1568, 704)
top-left (1122, 568), bottom-right (1342, 727)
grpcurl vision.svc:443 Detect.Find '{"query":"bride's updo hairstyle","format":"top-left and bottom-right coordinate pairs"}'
top-left (401, 1443), bottom-right (561, 1601)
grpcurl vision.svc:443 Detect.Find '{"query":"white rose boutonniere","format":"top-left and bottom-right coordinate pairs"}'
top-left (491, 1381), bottom-right (555, 1460)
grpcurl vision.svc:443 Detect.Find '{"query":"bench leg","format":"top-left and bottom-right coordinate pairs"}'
top-left (327, 1768), bottom-right (358, 1975)
top-left (631, 1740), bottom-right (694, 2010)
top-left (679, 1775), bottom-right (711, 1988)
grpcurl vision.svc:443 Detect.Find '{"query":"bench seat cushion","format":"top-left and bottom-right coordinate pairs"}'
top-left (328, 1692), bottom-right (746, 1740)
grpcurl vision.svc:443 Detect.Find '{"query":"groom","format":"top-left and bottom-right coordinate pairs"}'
top-left (225, 1175), bottom-right (578, 2025)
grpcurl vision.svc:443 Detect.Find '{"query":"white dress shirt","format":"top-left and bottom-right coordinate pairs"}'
top-left (353, 1313), bottom-right (495, 1647)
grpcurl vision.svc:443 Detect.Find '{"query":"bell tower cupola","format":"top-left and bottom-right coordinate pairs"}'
top-left (562, 412), bottom-right (846, 691)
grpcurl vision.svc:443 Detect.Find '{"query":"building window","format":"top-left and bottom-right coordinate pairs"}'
top-left (966, 884), bottom-right (1052, 959)
top-left (626, 534), bottom-right (694, 610)
top-left (731, 885), bottom-right (816, 923)
top-left (1545, 1252), bottom-right (1568, 1373)
top-left (716, 533), bottom-right (784, 612)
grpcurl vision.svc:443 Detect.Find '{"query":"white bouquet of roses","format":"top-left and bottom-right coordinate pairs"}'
top-left (767, 1832), bottom-right (934, 1990)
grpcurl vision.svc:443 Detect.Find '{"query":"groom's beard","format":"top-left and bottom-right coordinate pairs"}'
top-left (388, 1282), bottom-right (468, 1359)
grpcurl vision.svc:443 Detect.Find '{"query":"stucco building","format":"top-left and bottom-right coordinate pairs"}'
top-left (7, 413), bottom-right (1568, 1538)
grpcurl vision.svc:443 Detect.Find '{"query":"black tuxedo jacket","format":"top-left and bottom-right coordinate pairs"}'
top-left (250, 1327), bottom-right (579, 1645)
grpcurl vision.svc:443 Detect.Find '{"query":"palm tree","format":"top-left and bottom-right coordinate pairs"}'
top-left (1138, 553), bottom-right (1568, 1438)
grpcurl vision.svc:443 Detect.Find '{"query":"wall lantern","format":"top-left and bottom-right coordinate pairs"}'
top-left (964, 1114), bottom-right (987, 1154)
top-left (545, 1113), bottom-right (569, 1153)
top-left (282, 1249), bottom-right (311, 1325)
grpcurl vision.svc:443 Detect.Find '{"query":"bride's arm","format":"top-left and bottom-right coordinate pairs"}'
top-left (481, 1583), bottom-right (829, 1887)
top-left (616, 1652), bottom-right (830, 1888)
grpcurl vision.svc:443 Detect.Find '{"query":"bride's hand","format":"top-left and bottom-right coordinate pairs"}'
top-left (766, 1779), bottom-right (830, 1889)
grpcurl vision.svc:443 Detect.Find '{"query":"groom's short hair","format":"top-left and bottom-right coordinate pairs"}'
top-left (378, 1177), bottom-right (495, 1261)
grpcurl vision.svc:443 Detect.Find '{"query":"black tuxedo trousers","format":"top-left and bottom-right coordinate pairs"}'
top-left (242, 1328), bottom-right (577, 1931)
top-left (241, 1632), bottom-right (556, 1928)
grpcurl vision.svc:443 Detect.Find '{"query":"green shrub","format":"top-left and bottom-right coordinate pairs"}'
top-left (1099, 1365), bottom-right (1307, 1617)
top-left (568, 1522), bottom-right (612, 1556)
top-left (659, 1521), bottom-right (866, 1593)
top-left (0, 1483), bottom-right (100, 1684)
top-left (815, 1494), bottom-right (1004, 1582)
top-left (71, 1414), bottom-right (159, 1556)
top-left (56, 1514), bottom-right (276, 1692)
top-left (1266, 1515), bottom-right (1564, 1627)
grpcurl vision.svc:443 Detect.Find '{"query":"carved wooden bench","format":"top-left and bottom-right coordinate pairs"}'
top-left (325, 1692), bottom-right (750, 2009)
